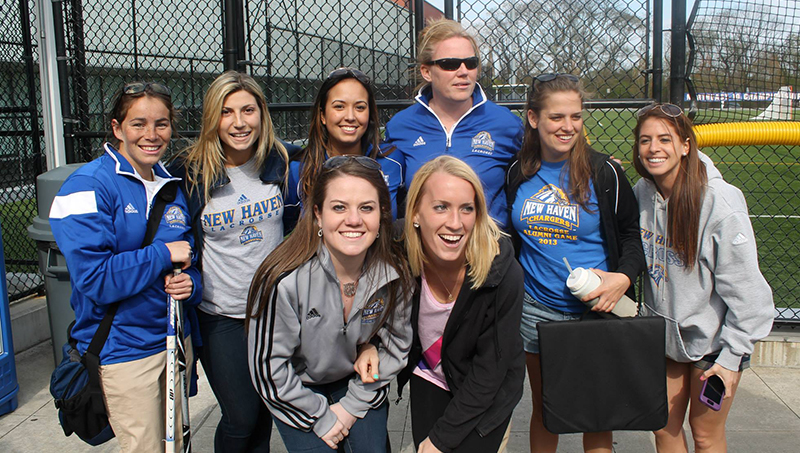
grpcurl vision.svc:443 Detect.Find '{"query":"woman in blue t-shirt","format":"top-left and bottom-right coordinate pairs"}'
top-left (284, 67), bottom-right (404, 230)
top-left (505, 74), bottom-right (645, 453)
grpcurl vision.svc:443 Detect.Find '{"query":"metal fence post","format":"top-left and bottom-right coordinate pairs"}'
top-left (223, 0), bottom-right (246, 72)
top-left (444, 0), bottom-right (453, 20)
top-left (19, 0), bottom-right (43, 178)
top-left (51, 0), bottom-right (75, 164)
top-left (652, 0), bottom-right (663, 102)
top-left (669, 0), bottom-right (687, 106)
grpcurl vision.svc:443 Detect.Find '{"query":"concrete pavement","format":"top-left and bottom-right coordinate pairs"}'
top-left (2, 338), bottom-right (800, 452)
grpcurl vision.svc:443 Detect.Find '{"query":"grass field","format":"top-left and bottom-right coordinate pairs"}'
top-left (584, 108), bottom-right (800, 311)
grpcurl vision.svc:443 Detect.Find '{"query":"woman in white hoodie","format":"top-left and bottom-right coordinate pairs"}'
top-left (632, 104), bottom-right (774, 453)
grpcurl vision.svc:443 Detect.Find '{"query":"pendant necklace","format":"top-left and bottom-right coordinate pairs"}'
top-left (430, 267), bottom-right (461, 303)
top-left (341, 270), bottom-right (363, 298)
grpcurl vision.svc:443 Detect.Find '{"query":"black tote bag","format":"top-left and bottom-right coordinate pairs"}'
top-left (537, 316), bottom-right (668, 434)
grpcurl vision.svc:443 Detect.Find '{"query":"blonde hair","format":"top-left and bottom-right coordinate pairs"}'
top-left (415, 18), bottom-right (481, 91)
top-left (177, 71), bottom-right (287, 202)
top-left (404, 156), bottom-right (504, 288)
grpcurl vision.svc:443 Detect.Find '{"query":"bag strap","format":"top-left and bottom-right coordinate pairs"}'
top-left (79, 180), bottom-right (179, 411)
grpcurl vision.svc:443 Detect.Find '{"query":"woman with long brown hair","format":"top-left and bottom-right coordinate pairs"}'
top-left (505, 74), bottom-right (645, 453)
top-left (247, 156), bottom-right (413, 452)
top-left (284, 67), bottom-right (404, 229)
top-left (633, 104), bottom-right (773, 452)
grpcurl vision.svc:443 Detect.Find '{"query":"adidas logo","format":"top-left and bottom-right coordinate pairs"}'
top-left (413, 136), bottom-right (426, 147)
top-left (306, 308), bottom-right (321, 320)
top-left (237, 194), bottom-right (250, 205)
top-left (732, 232), bottom-right (748, 245)
top-left (124, 203), bottom-right (138, 214)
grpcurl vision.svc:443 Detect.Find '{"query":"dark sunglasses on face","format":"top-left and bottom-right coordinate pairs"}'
top-left (322, 155), bottom-right (381, 172)
top-left (123, 82), bottom-right (171, 97)
top-left (426, 56), bottom-right (479, 71)
top-left (637, 103), bottom-right (683, 118)
top-left (327, 67), bottom-right (371, 85)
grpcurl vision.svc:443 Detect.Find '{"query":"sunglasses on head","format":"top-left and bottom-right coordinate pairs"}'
top-left (327, 67), bottom-right (371, 85)
top-left (123, 82), bottom-right (171, 97)
top-left (322, 155), bottom-right (381, 172)
top-left (533, 73), bottom-right (580, 86)
top-left (637, 103), bottom-right (683, 118)
top-left (426, 56), bottom-right (479, 71)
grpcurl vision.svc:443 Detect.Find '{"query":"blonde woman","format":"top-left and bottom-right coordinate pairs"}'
top-left (357, 156), bottom-right (525, 452)
top-left (169, 71), bottom-right (296, 452)
top-left (384, 19), bottom-right (523, 228)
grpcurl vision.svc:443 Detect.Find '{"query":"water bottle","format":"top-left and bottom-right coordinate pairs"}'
top-left (563, 258), bottom-right (638, 318)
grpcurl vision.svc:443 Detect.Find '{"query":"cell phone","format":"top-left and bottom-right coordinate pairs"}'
top-left (699, 375), bottom-right (726, 411)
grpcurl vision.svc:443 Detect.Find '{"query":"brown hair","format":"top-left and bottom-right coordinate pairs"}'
top-left (515, 75), bottom-right (593, 209)
top-left (174, 71), bottom-right (287, 203)
top-left (415, 18), bottom-right (480, 91)
top-left (107, 82), bottom-right (176, 148)
top-left (633, 107), bottom-right (707, 267)
top-left (247, 159), bottom-right (412, 331)
top-left (297, 68), bottom-right (381, 203)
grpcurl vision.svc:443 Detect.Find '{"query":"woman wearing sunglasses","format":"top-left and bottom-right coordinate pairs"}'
top-left (284, 67), bottom-right (404, 230)
top-left (50, 82), bottom-right (199, 452)
top-left (632, 104), bottom-right (773, 452)
top-left (505, 74), bottom-right (645, 453)
top-left (247, 156), bottom-right (414, 452)
top-left (169, 71), bottom-right (295, 452)
top-left (384, 18), bottom-right (522, 229)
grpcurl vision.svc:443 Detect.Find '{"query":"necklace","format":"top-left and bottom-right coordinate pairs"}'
top-left (429, 267), bottom-right (461, 303)
top-left (341, 269), bottom-right (363, 298)
top-left (342, 281), bottom-right (358, 297)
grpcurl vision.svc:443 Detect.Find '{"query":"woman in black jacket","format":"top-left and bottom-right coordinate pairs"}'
top-left (505, 74), bottom-right (645, 453)
top-left (357, 156), bottom-right (525, 453)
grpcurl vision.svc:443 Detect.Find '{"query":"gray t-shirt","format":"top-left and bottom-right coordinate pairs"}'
top-left (200, 157), bottom-right (284, 318)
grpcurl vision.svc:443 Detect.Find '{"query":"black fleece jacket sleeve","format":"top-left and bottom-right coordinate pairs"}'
top-left (608, 159), bottom-right (646, 286)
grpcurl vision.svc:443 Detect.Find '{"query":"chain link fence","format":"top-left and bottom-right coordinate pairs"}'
top-left (1, 0), bottom-right (44, 301)
top-left (2, 0), bottom-right (798, 321)
top-left (687, 0), bottom-right (800, 320)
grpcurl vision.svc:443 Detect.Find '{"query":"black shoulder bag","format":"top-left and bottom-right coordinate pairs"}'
top-left (49, 181), bottom-right (177, 445)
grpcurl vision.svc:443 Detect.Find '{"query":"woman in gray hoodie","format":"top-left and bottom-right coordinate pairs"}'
top-left (632, 104), bottom-right (774, 452)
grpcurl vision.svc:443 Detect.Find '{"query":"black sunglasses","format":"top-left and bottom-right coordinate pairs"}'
top-left (426, 56), bottom-right (479, 71)
top-left (637, 103), bottom-right (683, 118)
top-left (322, 155), bottom-right (381, 172)
top-left (123, 82), bottom-right (171, 97)
top-left (533, 73), bottom-right (580, 85)
top-left (327, 67), bottom-right (371, 85)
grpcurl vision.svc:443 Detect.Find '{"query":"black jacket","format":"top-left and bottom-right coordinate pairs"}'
top-left (505, 148), bottom-right (645, 300)
top-left (167, 141), bottom-right (301, 271)
top-left (397, 236), bottom-right (525, 452)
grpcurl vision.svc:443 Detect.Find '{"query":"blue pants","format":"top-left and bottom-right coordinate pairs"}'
top-left (198, 310), bottom-right (272, 452)
top-left (273, 376), bottom-right (388, 453)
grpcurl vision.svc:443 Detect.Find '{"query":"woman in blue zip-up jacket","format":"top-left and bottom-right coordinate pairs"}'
top-left (284, 67), bottom-right (404, 231)
top-left (50, 82), bottom-right (200, 452)
top-left (168, 71), bottom-right (296, 452)
top-left (384, 19), bottom-right (523, 229)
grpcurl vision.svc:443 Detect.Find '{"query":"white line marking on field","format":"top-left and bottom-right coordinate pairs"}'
top-left (750, 215), bottom-right (800, 219)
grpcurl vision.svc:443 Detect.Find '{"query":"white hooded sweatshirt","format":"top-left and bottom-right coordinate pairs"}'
top-left (633, 153), bottom-right (773, 371)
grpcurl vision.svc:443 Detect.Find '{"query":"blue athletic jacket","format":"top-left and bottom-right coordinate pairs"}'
top-left (50, 143), bottom-right (202, 365)
top-left (283, 143), bottom-right (405, 231)
top-left (384, 84), bottom-right (523, 228)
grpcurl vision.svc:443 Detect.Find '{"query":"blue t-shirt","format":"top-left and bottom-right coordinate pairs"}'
top-left (511, 160), bottom-right (609, 313)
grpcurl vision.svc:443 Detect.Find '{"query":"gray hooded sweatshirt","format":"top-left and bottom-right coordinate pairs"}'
top-left (248, 244), bottom-right (412, 437)
top-left (633, 153), bottom-right (773, 371)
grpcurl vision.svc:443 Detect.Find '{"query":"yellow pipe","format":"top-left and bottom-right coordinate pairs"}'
top-left (694, 122), bottom-right (800, 148)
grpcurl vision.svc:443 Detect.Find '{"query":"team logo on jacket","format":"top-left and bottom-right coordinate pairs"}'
top-left (239, 226), bottom-right (264, 245)
top-left (648, 263), bottom-right (666, 287)
top-left (164, 206), bottom-right (187, 227)
top-left (471, 131), bottom-right (495, 155)
top-left (519, 184), bottom-right (578, 230)
top-left (361, 297), bottom-right (385, 324)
